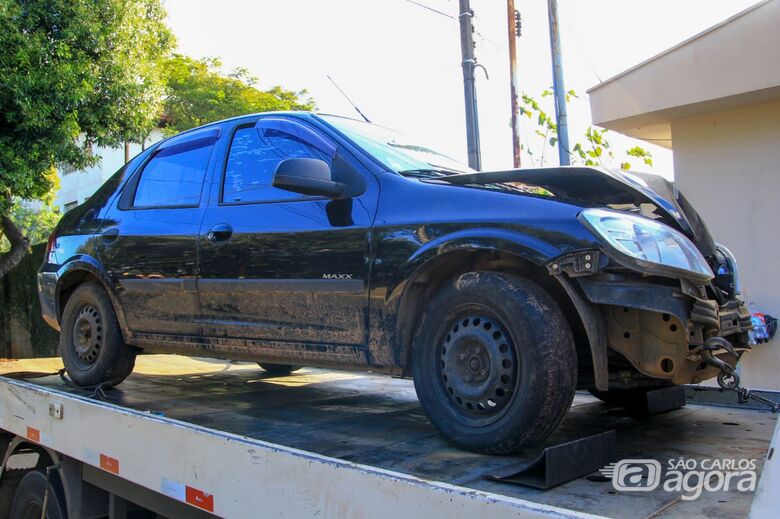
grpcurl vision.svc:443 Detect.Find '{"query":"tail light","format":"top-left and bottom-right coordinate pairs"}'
top-left (45, 232), bottom-right (58, 264)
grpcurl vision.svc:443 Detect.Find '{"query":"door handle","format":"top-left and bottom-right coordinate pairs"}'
top-left (101, 228), bottom-right (120, 244)
top-left (206, 224), bottom-right (233, 243)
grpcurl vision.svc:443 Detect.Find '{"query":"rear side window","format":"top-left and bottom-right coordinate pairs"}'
top-left (133, 140), bottom-right (214, 208)
top-left (222, 126), bottom-right (331, 203)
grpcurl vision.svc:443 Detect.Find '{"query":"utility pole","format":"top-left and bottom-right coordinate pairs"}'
top-left (458, 0), bottom-right (482, 171)
top-left (507, 1), bottom-right (521, 168)
top-left (547, 0), bottom-right (570, 166)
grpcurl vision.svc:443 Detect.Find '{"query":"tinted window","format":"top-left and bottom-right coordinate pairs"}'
top-left (223, 126), bottom-right (331, 203)
top-left (133, 140), bottom-right (213, 208)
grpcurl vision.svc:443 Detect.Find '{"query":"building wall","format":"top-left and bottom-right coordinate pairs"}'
top-left (55, 129), bottom-right (164, 213)
top-left (672, 99), bottom-right (780, 390)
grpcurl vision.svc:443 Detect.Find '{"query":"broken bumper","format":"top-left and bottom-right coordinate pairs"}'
top-left (576, 274), bottom-right (751, 385)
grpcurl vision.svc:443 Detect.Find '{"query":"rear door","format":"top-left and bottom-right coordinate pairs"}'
top-left (197, 116), bottom-right (378, 356)
top-left (97, 127), bottom-right (220, 337)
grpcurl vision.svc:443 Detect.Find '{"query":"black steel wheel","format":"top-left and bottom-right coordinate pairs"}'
top-left (60, 282), bottom-right (136, 388)
top-left (413, 272), bottom-right (576, 454)
top-left (439, 315), bottom-right (517, 426)
top-left (71, 304), bottom-right (103, 369)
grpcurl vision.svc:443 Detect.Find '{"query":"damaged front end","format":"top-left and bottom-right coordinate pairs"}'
top-left (549, 247), bottom-right (751, 390)
top-left (444, 166), bottom-right (755, 396)
top-left (533, 168), bottom-right (753, 393)
top-left (570, 207), bottom-right (753, 388)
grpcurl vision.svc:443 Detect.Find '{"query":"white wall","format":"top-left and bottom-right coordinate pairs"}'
top-left (672, 100), bottom-right (780, 390)
top-left (55, 129), bottom-right (164, 213)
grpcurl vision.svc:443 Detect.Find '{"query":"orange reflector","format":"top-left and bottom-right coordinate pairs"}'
top-left (26, 427), bottom-right (40, 443)
top-left (99, 454), bottom-right (120, 475)
top-left (186, 486), bottom-right (214, 512)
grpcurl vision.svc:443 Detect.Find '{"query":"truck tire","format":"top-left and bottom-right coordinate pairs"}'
top-left (412, 272), bottom-right (576, 454)
top-left (9, 470), bottom-right (65, 519)
top-left (258, 364), bottom-right (301, 375)
top-left (0, 469), bottom-right (25, 519)
top-left (60, 282), bottom-right (136, 388)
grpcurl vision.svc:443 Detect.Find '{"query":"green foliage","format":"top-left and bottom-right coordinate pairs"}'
top-left (0, 201), bottom-right (60, 253)
top-left (0, 0), bottom-right (174, 277)
top-left (0, 0), bottom-right (174, 206)
top-left (162, 54), bottom-right (316, 134)
top-left (518, 90), bottom-right (653, 170)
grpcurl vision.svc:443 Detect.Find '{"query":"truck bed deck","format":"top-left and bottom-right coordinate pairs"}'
top-left (1, 355), bottom-right (776, 518)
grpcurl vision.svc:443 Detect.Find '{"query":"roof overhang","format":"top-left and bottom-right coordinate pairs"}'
top-left (588, 0), bottom-right (780, 149)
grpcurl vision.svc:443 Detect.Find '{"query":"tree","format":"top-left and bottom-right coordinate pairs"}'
top-left (0, 0), bottom-right (174, 277)
top-left (0, 201), bottom-right (60, 254)
top-left (161, 54), bottom-right (316, 134)
top-left (519, 90), bottom-right (653, 170)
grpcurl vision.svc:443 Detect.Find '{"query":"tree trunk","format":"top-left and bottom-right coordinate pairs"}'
top-left (0, 208), bottom-right (30, 279)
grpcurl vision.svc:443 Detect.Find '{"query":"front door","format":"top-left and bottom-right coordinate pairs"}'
top-left (97, 127), bottom-right (220, 337)
top-left (197, 117), bottom-right (377, 362)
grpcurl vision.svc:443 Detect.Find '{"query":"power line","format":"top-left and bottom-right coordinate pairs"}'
top-left (405, 0), bottom-right (453, 19)
top-left (403, 0), bottom-right (500, 48)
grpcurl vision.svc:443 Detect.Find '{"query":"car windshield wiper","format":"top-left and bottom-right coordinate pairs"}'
top-left (398, 168), bottom-right (464, 179)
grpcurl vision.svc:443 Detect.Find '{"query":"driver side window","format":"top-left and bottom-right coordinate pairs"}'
top-left (222, 125), bottom-right (331, 204)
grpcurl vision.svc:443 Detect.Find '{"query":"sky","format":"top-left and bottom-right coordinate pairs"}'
top-left (164, 0), bottom-right (759, 179)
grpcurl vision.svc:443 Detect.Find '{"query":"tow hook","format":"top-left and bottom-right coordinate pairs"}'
top-left (700, 337), bottom-right (780, 413)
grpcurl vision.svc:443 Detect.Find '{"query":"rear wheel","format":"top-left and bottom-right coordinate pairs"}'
top-left (60, 282), bottom-right (136, 388)
top-left (412, 272), bottom-right (577, 454)
top-left (9, 470), bottom-right (65, 519)
top-left (258, 363), bottom-right (301, 376)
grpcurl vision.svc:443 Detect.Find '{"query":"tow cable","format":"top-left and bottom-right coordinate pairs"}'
top-left (699, 337), bottom-right (780, 413)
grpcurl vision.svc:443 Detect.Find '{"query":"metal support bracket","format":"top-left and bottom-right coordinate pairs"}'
top-left (642, 386), bottom-right (687, 415)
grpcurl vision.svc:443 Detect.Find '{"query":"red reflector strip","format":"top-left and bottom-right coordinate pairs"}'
top-left (186, 486), bottom-right (214, 512)
top-left (26, 427), bottom-right (40, 443)
top-left (99, 454), bottom-right (120, 475)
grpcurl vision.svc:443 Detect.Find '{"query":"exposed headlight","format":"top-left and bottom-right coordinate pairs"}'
top-left (579, 208), bottom-right (714, 281)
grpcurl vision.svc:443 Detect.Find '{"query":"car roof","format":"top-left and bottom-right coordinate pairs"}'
top-left (153, 111), bottom-right (373, 148)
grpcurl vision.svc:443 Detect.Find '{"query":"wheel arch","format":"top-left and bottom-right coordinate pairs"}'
top-left (56, 259), bottom-right (131, 344)
top-left (394, 242), bottom-right (598, 387)
top-left (0, 436), bottom-right (68, 515)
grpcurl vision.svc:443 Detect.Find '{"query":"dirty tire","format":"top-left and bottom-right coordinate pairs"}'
top-left (259, 363), bottom-right (301, 375)
top-left (9, 470), bottom-right (65, 519)
top-left (60, 282), bottom-right (136, 388)
top-left (412, 272), bottom-right (576, 454)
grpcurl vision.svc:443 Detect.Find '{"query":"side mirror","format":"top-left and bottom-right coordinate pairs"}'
top-left (272, 158), bottom-right (346, 198)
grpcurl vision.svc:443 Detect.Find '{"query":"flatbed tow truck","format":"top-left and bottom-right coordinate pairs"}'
top-left (0, 355), bottom-right (777, 519)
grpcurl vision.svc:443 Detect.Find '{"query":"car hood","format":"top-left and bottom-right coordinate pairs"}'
top-left (438, 166), bottom-right (717, 256)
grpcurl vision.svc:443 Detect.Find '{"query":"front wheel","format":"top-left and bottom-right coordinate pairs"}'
top-left (412, 272), bottom-right (577, 454)
top-left (60, 282), bottom-right (136, 388)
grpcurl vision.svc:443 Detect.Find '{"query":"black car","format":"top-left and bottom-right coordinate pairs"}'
top-left (38, 112), bottom-right (752, 453)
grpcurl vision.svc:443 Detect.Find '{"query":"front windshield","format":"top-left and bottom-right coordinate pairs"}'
top-left (320, 115), bottom-right (474, 175)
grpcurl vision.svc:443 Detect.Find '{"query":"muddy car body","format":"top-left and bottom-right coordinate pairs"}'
top-left (38, 112), bottom-right (751, 453)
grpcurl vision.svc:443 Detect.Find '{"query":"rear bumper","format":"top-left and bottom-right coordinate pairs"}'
top-left (37, 270), bottom-right (60, 332)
